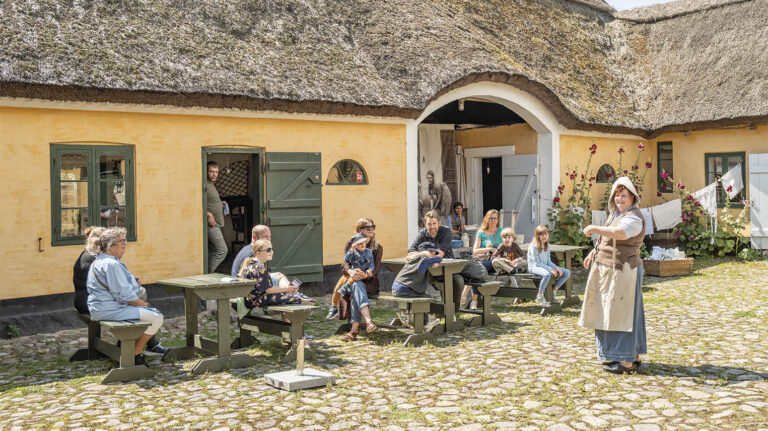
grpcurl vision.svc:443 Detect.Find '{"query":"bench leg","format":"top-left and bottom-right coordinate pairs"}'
top-left (70, 320), bottom-right (107, 362)
top-left (231, 324), bottom-right (258, 349)
top-left (403, 309), bottom-right (434, 347)
top-left (101, 365), bottom-right (156, 384)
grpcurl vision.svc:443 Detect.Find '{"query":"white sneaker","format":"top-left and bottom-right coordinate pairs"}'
top-left (469, 300), bottom-right (477, 310)
top-left (535, 294), bottom-right (550, 307)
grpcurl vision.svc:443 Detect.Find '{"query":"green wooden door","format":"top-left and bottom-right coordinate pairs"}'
top-left (265, 152), bottom-right (323, 282)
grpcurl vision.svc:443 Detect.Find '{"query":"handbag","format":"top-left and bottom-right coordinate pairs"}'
top-left (460, 259), bottom-right (488, 282)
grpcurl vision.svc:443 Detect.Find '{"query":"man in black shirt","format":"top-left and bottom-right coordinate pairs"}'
top-left (408, 210), bottom-right (454, 258)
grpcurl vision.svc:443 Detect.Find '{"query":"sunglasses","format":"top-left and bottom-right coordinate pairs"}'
top-left (258, 248), bottom-right (273, 253)
top-left (362, 225), bottom-right (376, 230)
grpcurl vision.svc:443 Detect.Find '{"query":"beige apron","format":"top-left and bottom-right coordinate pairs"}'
top-left (579, 260), bottom-right (637, 332)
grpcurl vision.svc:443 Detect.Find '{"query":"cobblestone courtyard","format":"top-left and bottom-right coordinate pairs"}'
top-left (1, 258), bottom-right (767, 430)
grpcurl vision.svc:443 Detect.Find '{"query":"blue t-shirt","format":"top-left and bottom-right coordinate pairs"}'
top-left (477, 227), bottom-right (503, 248)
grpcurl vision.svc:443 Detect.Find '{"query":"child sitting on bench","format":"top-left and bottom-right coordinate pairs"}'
top-left (527, 225), bottom-right (571, 306)
top-left (491, 228), bottom-right (527, 274)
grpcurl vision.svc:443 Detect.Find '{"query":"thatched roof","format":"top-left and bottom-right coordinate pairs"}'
top-left (0, 0), bottom-right (766, 136)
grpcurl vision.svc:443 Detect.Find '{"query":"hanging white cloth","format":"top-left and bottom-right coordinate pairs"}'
top-left (720, 163), bottom-right (744, 199)
top-left (692, 183), bottom-right (718, 244)
top-left (652, 199), bottom-right (682, 230)
top-left (590, 210), bottom-right (608, 242)
top-left (640, 208), bottom-right (654, 236)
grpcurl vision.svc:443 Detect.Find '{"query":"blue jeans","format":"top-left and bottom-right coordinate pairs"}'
top-left (338, 281), bottom-right (370, 323)
top-left (529, 266), bottom-right (571, 294)
top-left (595, 266), bottom-right (647, 362)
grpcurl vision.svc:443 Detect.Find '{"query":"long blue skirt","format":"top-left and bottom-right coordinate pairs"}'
top-left (594, 265), bottom-right (647, 362)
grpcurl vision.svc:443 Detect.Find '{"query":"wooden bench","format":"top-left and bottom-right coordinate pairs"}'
top-left (69, 312), bottom-right (157, 384)
top-left (357, 294), bottom-right (441, 347)
top-left (459, 281), bottom-right (502, 327)
top-left (492, 273), bottom-right (578, 315)
top-left (231, 304), bottom-right (319, 364)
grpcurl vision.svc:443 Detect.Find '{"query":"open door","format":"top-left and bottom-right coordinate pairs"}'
top-left (266, 152), bottom-right (324, 282)
top-left (502, 154), bottom-right (538, 239)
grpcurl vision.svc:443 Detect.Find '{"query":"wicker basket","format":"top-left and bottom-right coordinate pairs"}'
top-left (643, 258), bottom-right (694, 277)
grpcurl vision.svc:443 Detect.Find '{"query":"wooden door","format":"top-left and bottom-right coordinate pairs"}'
top-left (749, 153), bottom-right (768, 249)
top-left (501, 154), bottom-right (538, 239)
top-left (265, 152), bottom-right (324, 281)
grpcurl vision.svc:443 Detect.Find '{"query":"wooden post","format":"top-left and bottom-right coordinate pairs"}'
top-left (296, 338), bottom-right (305, 376)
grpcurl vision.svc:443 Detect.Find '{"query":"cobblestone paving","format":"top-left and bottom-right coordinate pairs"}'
top-left (1, 258), bottom-right (767, 430)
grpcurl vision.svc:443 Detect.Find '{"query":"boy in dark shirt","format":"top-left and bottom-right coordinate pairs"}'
top-left (491, 228), bottom-right (527, 273)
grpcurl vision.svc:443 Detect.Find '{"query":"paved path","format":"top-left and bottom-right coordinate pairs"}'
top-left (1, 258), bottom-right (767, 430)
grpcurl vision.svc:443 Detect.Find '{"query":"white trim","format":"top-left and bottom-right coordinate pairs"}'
top-left (464, 146), bottom-right (517, 224)
top-left (561, 129), bottom-right (646, 140)
top-left (0, 97), bottom-right (410, 125)
top-left (406, 122), bottom-right (419, 241)
top-left (406, 82), bottom-right (564, 232)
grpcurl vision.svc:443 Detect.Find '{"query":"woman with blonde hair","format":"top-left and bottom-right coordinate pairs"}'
top-left (73, 226), bottom-right (106, 314)
top-left (239, 239), bottom-right (302, 309)
top-left (472, 209), bottom-right (503, 273)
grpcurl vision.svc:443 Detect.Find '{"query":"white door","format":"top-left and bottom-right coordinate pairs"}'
top-left (502, 154), bottom-right (538, 239)
top-left (749, 153), bottom-right (768, 249)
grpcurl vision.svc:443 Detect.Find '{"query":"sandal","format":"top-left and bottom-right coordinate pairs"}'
top-left (366, 321), bottom-right (377, 333)
top-left (342, 331), bottom-right (358, 342)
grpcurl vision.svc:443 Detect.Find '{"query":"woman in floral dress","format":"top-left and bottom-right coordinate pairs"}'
top-left (238, 239), bottom-right (302, 309)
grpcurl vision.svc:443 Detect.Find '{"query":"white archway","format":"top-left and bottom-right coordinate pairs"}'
top-left (405, 82), bottom-right (565, 239)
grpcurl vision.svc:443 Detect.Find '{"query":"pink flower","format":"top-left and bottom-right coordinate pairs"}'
top-left (660, 172), bottom-right (670, 179)
top-left (638, 143), bottom-right (645, 150)
top-left (623, 170), bottom-right (628, 174)
top-left (656, 192), bottom-right (662, 197)
top-left (607, 172), bottom-right (613, 178)
top-left (694, 202), bottom-right (701, 207)
top-left (618, 147), bottom-right (625, 154)
top-left (632, 165), bottom-right (638, 171)
top-left (581, 174), bottom-right (585, 180)
top-left (645, 162), bottom-right (652, 168)
top-left (569, 174), bottom-right (576, 180)
top-left (726, 185), bottom-right (733, 192)
top-left (590, 176), bottom-right (595, 181)
top-left (688, 235), bottom-right (696, 241)
top-left (674, 231), bottom-right (681, 237)
top-left (589, 144), bottom-right (597, 155)
top-left (678, 184), bottom-right (686, 190)
top-left (687, 195), bottom-right (694, 201)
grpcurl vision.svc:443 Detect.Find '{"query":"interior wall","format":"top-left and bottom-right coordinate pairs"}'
top-left (0, 106), bottom-right (407, 300)
top-left (455, 123), bottom-right (537, 153)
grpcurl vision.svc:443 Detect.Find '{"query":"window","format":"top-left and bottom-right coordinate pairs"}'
top-left (705, 152), bottom-right (746, 208)
top-left (325, 159), bottom-right (368, 185)
top-left (51, 145), bottom-right (135, 245)
top-left (595, 164), bottom-right (615, 183)
top-left (657, 142), bottom-right (673, 193)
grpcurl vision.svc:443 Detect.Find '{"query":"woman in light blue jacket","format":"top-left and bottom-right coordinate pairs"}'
top-left (527, 225), bottom-right (570, 307)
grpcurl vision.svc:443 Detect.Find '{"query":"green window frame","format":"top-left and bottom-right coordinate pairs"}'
top-left (595, 164), bottom-right (615, 183)
top-left (50, 144), bottom-right (136, 246)
top-left (657, 141), bottom-right (673, 193)
top-left (704, 151), bottom-right (746, 208)
top-left (325, 159), bottom-right (368, 185)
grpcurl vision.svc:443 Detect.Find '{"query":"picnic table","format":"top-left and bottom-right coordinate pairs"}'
top-left (157, 274), bottom-right (258, 375)
top-left (382, 258), bottom-right (468, 334)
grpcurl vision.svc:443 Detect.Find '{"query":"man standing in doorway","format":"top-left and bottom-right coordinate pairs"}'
top-left (206, 161), bottom-right (227, 273)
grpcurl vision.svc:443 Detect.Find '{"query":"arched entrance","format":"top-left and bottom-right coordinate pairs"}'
top-left (405, 82), bottom-right (564, 239)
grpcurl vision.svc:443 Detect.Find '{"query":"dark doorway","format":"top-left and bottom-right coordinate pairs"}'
top-left (481, 157), bottom-right (502, 215)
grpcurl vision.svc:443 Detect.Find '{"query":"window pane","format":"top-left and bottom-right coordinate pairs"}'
top-left (100, 181), bottom-right (126, 206)
top-left (60, 182), bottom-right (88, 208)
top-left (60, 209), bottom-right (88, 236)
top-left (60, 154), bottom-right (88, 180)
top-left (100, 154), bottom-right (125, 179)
top-left (326, 159), bottom-right (368, 185)
top-left (100, 206), bottom-right (126, 228)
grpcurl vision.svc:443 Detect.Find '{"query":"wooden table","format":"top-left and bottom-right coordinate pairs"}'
top-left (521, 243), bottom-right (587, 304)
top-left (157, 274), bottom-right (258, 375)
top-left (382, 258), bottom-right (468, 334)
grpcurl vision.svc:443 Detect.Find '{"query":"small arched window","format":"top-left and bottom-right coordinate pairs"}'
top-left (596, 164), bottom-right (615, 183)
top-left (326, 159), bottom-right (368, 185)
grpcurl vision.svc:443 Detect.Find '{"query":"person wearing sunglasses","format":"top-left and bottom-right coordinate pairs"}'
top-left (86, 227), bottom-right (164, 367)
top-left (238, 239), bottom-right (302, 309)
top-left (328, 217), bottom-right (383, 320)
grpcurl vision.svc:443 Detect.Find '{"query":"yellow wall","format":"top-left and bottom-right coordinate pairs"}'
top-left (559, 126), bottom-right (768, 218)
top-left (0, 107), bottom-right (407, 300)
top-left (559, 135), bottom-right (657, 210)
top-left (455, 123), bottom-right (537, 154)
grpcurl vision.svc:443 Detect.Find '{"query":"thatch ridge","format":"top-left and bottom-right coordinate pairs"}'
top-left (616, 0), bottom-right (750, 22)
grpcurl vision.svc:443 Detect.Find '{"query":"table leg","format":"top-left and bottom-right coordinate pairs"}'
top-left (163, 290), bottom-right (200, 362)
top-left (442, 270), bottom-right (465, 333)
top-left (216, 298), bottom-right (231, 357)
top-left (189, 298), bottom-right (256, 374)
top-left (561, 251), bottom-right (581, 307)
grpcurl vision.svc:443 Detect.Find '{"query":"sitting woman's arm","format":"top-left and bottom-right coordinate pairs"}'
top-left (103, 261), bottom-right (142, 306)
top-left (472, 233), bottom-right (494, 255)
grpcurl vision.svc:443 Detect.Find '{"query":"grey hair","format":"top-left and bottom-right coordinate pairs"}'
top-left (84, 226), bottom-right (106, 255)
top-left (99, 227), bottom-right (127, 252)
